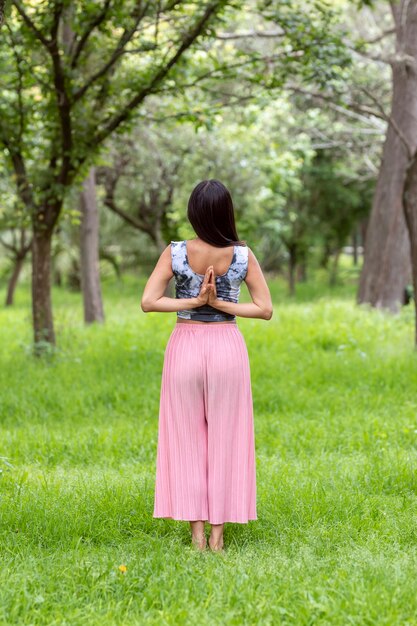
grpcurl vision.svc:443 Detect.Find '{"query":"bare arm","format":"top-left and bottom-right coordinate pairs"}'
top-left (208, 248), bottom-right (273, 320)
top-left (141, 244), bottom-right (212, 313)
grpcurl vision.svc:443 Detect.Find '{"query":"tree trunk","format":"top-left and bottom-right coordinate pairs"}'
top-left (68, 259), bottom-right (81, 292)
top-left (320, 242), bottom-right (331, 269)
top-left (32, 229), bottom-right (55, 349)
top-left (360, 218), bottom-right (368, 262)
top-left (288, 246), bottom-right (297, 296)
top-left (403, 151), bottom-right (417, 346)
top-left (5, 255), bottom-right (24, 306)
top-left (329, 248), bottom-right (341, 287)
top-left (80, 167), bottom-right (104, 324)
top-left (54, 268), bottom-right (63, 287)
top-left (297, 262), bottom-right (307, 283)
top-left (352, 229), bottom-right (358, 266)
top-left (357, 0), bottom-right (417, 312)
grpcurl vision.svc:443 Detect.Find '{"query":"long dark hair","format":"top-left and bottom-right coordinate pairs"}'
top-left (187, 179), bottom-right (246, 247)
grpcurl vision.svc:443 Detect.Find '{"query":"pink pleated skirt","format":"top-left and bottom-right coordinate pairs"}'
top-left (153, 321), bottom-right (257, 525)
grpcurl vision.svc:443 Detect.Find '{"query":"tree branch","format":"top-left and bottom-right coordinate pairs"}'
top-left (0, 229), bottom-right (32, 256)
top-left (72, 1), bottom-right (150, 102)
top-left (11, 0), bottom-right (51, 48)
top-left (145, 50), bottom-right (296, 95)
top-left (70, 0), bottom-right (112, 68)
top-left (0, 132), bottom-right (34, 211)
top-left (345, 42), bottom-right (391, 65)
top-left (48, 34), bottom-right (72, 193)
top-left (12, 0), bottom-right (73, 209)
top-left (0, 236), bottom-right (17, 253)
top-left (0, 0), bottom-right (5, 28)
top-left (5, 22), bottom-right (25, 146)
top-left (215, 28), bottom-right (284, 40)
top-left (287, 84), bottom-right (386, 128)
top-left (364, 27), bottom-right (396, 44)
top-left (103, 188), bottom-right (153, 235)
top-left (51, 0), bottom-right (64, 39)
top-left (92, 1), bottom-right (227, 147)
top-left (360, 85), bottom-right (414, 158)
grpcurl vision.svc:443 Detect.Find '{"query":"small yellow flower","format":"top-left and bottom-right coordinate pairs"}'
top-left (118, 564), bottom-right (127, 574)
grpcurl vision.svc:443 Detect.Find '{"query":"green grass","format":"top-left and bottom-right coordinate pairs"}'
top-left (1, 269), bottom-right (417, 625)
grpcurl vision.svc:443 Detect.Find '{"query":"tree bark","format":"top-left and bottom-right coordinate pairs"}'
top-left (32, 229), bottom-right (55, 349)
top-left (297, 262), bottom-right (307, 283)
top-left (360, 218), bottom-right (368, 262)
top-left (352, 229), bottom-right (358, 266)
top-left (357, 0), bottom-right (417, 312)
top-left (403, 150), bottom-right (417, 346)
top-left (80, 167), bottom-right (104, 324)
top-left (329, 248), bottom-right (341, 287)
top-left (288, 246), bottom-right (297, 296)
top-left (5, 255), bottom-right (24, 306)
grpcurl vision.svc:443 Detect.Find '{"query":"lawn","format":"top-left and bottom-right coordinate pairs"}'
top-left (1, 269), bottom-right (417, 625)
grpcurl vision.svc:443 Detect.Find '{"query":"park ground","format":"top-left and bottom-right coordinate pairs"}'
top-left (1, 262), bottom-right (417, 625)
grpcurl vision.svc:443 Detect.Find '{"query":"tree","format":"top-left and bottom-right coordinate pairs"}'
top-left (305, 149), bottom-right (373, 285)
top-left (357, 0), bottom-right (417, 312)
top-left (0, 0), bottom-right (353, 350)
top-left (79, 167), bottom-right (104, 324)
top-left (403, 145), bottom-right (417, 346)
top-left (1, 0), bottom-right (234, 352)
top-left (96, 129), bottom-right (190, 255)
top-left (0, 226), bottom-right (31, 306)
top-left (0, 175), bottom-right (32, 306)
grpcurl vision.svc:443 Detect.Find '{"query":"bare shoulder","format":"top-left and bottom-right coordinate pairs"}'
top-left (161, 242), bottom-right (173, 263)
top-left (244, 245), bottom-right (268, 286)
top-left (155, 242), bottom-right (172, 261)
top-left (162, 243), bottom-right (172, 256)
top-left (246, 246), bottom-right (261, 267)
top-left (152, 242), bottom-right (173, 277)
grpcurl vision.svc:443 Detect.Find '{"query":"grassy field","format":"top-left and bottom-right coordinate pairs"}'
top-left (1, 266), bottom-right (417, 625)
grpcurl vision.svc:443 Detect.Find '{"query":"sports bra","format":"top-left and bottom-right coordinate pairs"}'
top-left (171, 240), bottom-right (249, 322)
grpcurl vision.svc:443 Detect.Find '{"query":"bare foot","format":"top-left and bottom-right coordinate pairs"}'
top-left (191, 533), bottom-right (207, 551)
top-left (208, 536), bottom-right (224, 552)
top-left (189, 520), bottom-right (207, 551)
top-left (208, 522), bottom-right (225, 552)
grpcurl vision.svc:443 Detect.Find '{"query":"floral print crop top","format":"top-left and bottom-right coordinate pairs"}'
top-left (171, 240), bottom-right (249, 322)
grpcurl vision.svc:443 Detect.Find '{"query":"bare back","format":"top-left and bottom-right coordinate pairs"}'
top-left (185, 239), bottom-right (236, 277)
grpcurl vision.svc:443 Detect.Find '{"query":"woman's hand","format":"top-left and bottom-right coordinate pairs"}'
top-left (207, 268), bottom-right (217, 305)
top-left (195, 266), bottom-right (214, 306)
top-left (195, 266), bottom-right (219, 307)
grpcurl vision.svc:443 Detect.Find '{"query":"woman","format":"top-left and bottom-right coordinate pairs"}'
top-left (141, 179), bottom-right (273, 552)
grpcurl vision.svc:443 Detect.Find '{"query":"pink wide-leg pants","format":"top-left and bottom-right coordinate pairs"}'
top-left (153, 321), bottom-right (257, 525)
